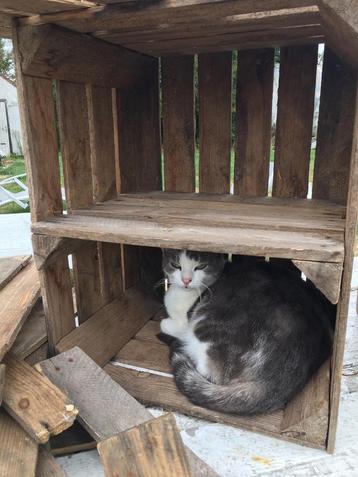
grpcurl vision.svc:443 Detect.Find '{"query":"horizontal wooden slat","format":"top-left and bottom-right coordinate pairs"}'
top-left (0, 255), bottom-right (31, 290)
top-left (31, 193), bottom-right (345, 263)
top-left (0, 0), bottom-right (96, 15)
top-left (16, 24), bottom-right (156, 88)
top-left (115, 339), bottom-right (171, 373)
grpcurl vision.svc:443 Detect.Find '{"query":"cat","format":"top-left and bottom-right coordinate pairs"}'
top-left (160, 249), bottom-right (333, 415)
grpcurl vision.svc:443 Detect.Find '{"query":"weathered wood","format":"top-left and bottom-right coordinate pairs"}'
top-left (0, 364), bottom-right (5, 405)
top-left (0, 12), bottom-right (12, 38)
top-left (2, 354), bottom-right (78, 444)
top-left (162, 56), bottom-right (195, 192)
top-left (11, 298), bottom-right (47, 359)
top-left (16, 23), bottom-right (156, 89)
top-left (98, 414), bottom-right (192, 477)
top-left (313, 48), bottom-right (357, 204)
top-left (115, 339), bottom-right (171, 373)
top-left (32, 234), bottom-right (81, 270)
top-left (327, 81), bottom-right (358, 453)
top-left (235, 49), bottom-right (274, 197)
top-left (0, 255), bottom-right (31, 290)
top-left (281, 360), bottom-right (330, 447)
top-left (39, 347), bottom-right (219, 477)
top-left (31, 194), bottom-right (345, 263)
top-left (319, 0), bottom-right (358, 69)
top-left (56, 287), bottom-right (161, 367)
top-left (1, 0), bottom-right (96, 15)
top-left (25, 342), bottom-right (49, 366)
top-left (0, 260), bottom-right (40, 361)
top-left (135, 320), bottom-right (162, 345)
top-left (292, 260), bottom-right (343, 304)
top-left (0, 409), bottom-right (38, 477)
top-left (199, 52), bottom-right (232, 193)
top-left (273, 45), bottom-right (318, 198)
top-left (36, 447), bottom-right (68, 477)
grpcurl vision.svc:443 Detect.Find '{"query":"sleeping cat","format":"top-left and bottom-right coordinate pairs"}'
top-left (160, 249), bottom-right (333, 415)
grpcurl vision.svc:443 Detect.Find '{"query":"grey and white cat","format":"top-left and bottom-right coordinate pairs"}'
top-left (160, 249), bottom-right (333, 415)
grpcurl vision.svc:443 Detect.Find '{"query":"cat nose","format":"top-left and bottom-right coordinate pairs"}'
top-left (182, 277), bottom-right (192, 286)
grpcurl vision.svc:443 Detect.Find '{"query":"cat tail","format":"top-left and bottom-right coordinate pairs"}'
top-left (171, 351), bottom-right (264, 415)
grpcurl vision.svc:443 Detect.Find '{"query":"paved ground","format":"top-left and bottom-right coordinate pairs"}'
top-left (1, 212), bottom-right (357, 476)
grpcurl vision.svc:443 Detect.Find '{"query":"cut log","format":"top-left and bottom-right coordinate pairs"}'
top-left (292, 260), bottom-right (343, 304)
top-left (56, 287), bottom-right (161, 367)
top-left (2, 354), bottom-right (78, 444)
top-left (36, 447), bottom-right (68, 477)
top-left (0, 255), bottom-right (31, 290)
top-left (39, 347), bottom-right (219, 477)
top-left (0, 260), bottom-right (40, 360)
top-left (0, 409), bottom-right (38, 477)
top-left (98, 414), bottom-right (192, 477)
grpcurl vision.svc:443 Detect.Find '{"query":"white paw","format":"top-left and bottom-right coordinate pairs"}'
top-left (160, 318), bottom-right (187, 338)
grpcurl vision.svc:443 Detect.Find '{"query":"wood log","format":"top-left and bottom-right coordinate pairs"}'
top-left (98, 414), bottom-right (192, 477)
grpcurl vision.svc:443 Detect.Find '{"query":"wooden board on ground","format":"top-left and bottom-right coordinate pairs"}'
top-left (56, 287), bottom-right (160, 367)
top-left (2, 354), bottom-right (77, 444)
top-left (115, 339), bottom-right (171, 374)
top-left (11, 298), bottom-right (47, 359)
top-left (0, 364), bottom-right (5, 404)
top-left (36, 446), bottom-right (68, 477)
top-left (98, 414), bottom-right (192, 477)
top-left (0, 260), bottom-right (40, 360)
top-left (0, 255), bottom-right (31, 290)
top-left (0, 409), bottom-right (38, 477)
top-left (39, 347), bottom-right (219, 477)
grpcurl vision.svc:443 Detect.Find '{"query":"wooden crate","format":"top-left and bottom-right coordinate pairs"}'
top-left (10, 1), bottom-right (358, 454)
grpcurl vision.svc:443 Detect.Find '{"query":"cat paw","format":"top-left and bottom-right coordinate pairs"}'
top-left (160, 318), bottom-right (187, 338)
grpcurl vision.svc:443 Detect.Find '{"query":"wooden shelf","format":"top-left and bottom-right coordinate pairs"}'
top-left (32, 192), bottom-right (346, 263)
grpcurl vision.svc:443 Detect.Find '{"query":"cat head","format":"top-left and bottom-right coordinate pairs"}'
top-left (162, 249), bottom-right (226, 290)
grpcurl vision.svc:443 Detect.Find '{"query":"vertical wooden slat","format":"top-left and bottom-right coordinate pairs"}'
top-left (313, 48), bottom-right (356, 204)
top-left (273, 45), bottom-right (318, 198)
top-left (115, 59), bottom-right (161, 289)
top-left (162, 56), bottom-right (195, 192)
top-left (327, 78), bottom-right (358, 453)
top-left (57, 81), bottom-right (104, 322)
top-left (13, 23), bottom-right (74, 351)
top-left (87, 84), bottom-right (123, 302)
top-left (199, 52), bottom-right (232, 193)
top-left (235, 48), bottom-right (274, 197)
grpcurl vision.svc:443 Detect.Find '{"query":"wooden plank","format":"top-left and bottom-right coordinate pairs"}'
top-left (292, 260), bottom-right (343, 304)
top-left (0, 12), bottom-right (12, 38)
top-left (0, 260), bottom-right (40, 361)
top-left (2, 354), bottom-right (77, 444)
top-left (135, 320), bottom-right (162, 345)
top-left (162, 56), bottom-right (195, 192)
top-left (39, 347), bottom-right (219, 477)
top-left (50, 421), bottom-right (96, 456)
top-left (272, 45), bottom-right (318, 198)
top-left (32, 234), bottom-right (81, 270)
top-left (115, 339), bottom-right (171, 373)
top-left (25, 342), bottom-right (49, 366)
top-left (56, 287), bottom-right (161, 367)
top-left (0, 364), bottom-right (5, 405)
top-left (198, 52), bottom-right (232, 193)
top-left (16, 23), bottom-right (156, 89)
top-left (319, 0), bottom-right (358, 69)
top-left (58, 80), bottom-right (104, 323)
top-left (0, 255), bottom-right (31, 290)
top-left (36, 447), bottom-right (68, 477)
top-left (235, 49), bottom-right (274, 197)
top-left (281, 360), bottom-right (330, 448)
top-left (313, 48), bottom-right (357, 204)
top-left (327, 81), bottom-right (358, 453)
top-left (0, 1), bottom-right (96, 15)
top-left (98, 414), bottom-right (192, 477)
top-left (11, 298), bottom-right (47, 359)
top-left (0, 409), bottom-right (38, 477)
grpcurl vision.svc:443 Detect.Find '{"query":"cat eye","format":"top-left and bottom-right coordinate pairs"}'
top-left (195, 264), bottom-right (207, 271)
top-left (171, 262), bottom-right (181, 270)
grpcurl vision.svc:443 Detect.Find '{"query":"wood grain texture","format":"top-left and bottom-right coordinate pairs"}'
top-left (115, 339), bottom-right (171, 373)
top-left (273, 45), bottom-right (318, 198)
top-left (40, 347), bottom-right (219, 476)
top-left (1, 0), bottom-right (96, 15)
top-left (235, 49), bottom-right (274, 197)
top-left (313, 48), bottom-right (357, 204)
top-left (11, 298), bottom-right (47, 359)
top-left (2, 354), bottom-right (77, 444)
top-left (36, 446), bottom-right (68, 477)
top-left (56, 287), bottom-right (161, 367)
top-left (98, 414), bottom-right (192, 477)
top-left (25, 342), bottom-right (49, 366)
top-left (32, 235), bottom-right (80, 270)
top-left (0, 409), bottom-right (38, 477)
top-left (135, 320), bottom-right (162, 345)
top-left (0, 364), bottom-right (5, 405)
top-left (17, 23), bottom-right (156, 88)
top-left (0, 255), bottom-right (31, 290)
top-left (0, 260), bottom-right (40, 360)
top-left (199, 52), bottom-right (232, 193)
top-left (162, 56), bottom-right (195, 192)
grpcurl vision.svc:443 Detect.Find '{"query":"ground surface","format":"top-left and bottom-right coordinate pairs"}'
top-left (1, 212), bottom-right (357, 476)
